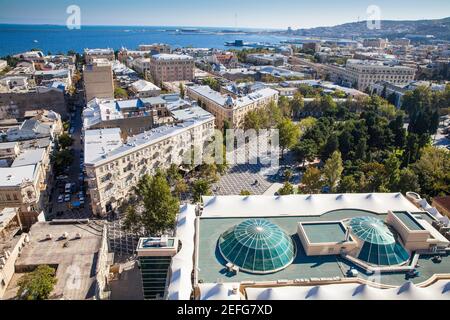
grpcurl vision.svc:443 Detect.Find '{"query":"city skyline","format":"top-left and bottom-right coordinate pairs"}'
top-left (0, 0), bottom-right (449, 29)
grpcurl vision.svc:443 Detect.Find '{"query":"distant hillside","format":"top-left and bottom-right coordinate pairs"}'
top-left (293, 17), bottom-right (450, 41)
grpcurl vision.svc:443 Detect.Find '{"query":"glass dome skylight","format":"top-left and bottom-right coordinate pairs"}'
top-left (218, 219), bottom-right (295, 274)
top-left (349, 216), bottom-right (410, 266)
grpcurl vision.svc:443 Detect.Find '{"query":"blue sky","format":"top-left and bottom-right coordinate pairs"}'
top-left (0, 0), bottom-right (449, 29)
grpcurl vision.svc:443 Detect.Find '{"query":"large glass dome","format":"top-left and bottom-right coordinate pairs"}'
top-left (218, 219), bottom-right (295, 274)
top-left (349, 216), bottom-right (410, 266)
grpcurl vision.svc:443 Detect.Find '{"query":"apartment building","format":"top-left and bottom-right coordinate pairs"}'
top-left (363, 38), bottom-right (389, 49)
top-left (132, 58), bottom-right (151, 75)
top-left (82, 96), bottom-right (174, 138)
top-left (149, 54), bottom-right (194, 85)
top-left (187, 85), bottom-right (279, 129)
top-left (83, 59), bottom-right (115, 102)
top-left (0, 60), bottom-right (7, 72)
top-left (138, 43), bottom-right (171, 54)
top-left (326, 59), bottom-right (416, 91)
top-left (130, 80), bottom-right (161, 98)
top-left (246, 53), bottom-right (286, 67)
top-left (84, 113), bottom-right (215, 216)
top-left (84, 48), bottom-right (115, 64)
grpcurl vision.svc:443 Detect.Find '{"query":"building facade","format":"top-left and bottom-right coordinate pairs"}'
top-left (186, 85), bottom-right (279, 129)
top-left (149, 54), bottom-right (194, 85)
top-left (84, 48), bottom-right (115, 64)
top-left (84, 114), bottom-right (215, 216)
top-left (329, 59), bottom-right (416, 91)
top-left (83, 59), bottom-right (115, 102)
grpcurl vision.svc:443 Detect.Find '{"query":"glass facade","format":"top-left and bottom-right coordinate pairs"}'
top-left (349, 216), bottom-right (410, 266)
top-left (139, 256), bottom-right (172, 299)
top-left (218, 219), bottom-right (295, 274)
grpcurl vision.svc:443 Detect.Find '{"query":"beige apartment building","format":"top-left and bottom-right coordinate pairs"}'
top-left (325, 59), bottom-right (416, 91)
top-left (187, 85), bottom-right (279, 129)
top-left (83, 59), bottom-right (115, 102)
top-left (84, 114), bottom-right (215, 216)
top-left (149, 54), bottom-right (194, 86)
top-left (139, 43), bottom-right (171, 54)
top-left (84, 48), bottom-right (115, 64)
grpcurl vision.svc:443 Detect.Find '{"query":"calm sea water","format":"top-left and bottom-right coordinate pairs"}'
top-left (0, 24), bottom-right (290, 57)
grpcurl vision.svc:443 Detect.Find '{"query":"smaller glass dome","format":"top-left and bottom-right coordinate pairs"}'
top-left (349, 216), bottom-right (410, 266)
top-left (218, 219), bottom-right (295, 274)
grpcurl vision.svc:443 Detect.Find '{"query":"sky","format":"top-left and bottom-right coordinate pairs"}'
top-left (0, 0), bottom-right (449, 29)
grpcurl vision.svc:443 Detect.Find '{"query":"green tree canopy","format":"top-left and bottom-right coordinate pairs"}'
top-left (192, 179), bottom-right (212, 203)
top-left (18, 265), bottom-right (57, 300)
top-left (277, 118), bottom-right (301, 157)
top-left (300, 167), bottom-right (324, 194)
top-left (278, 182), bottom-right (295, 195)
top-left (323, 151), bottom-right (344, 192)
top-left (123, 172), bottom-right (179, 236)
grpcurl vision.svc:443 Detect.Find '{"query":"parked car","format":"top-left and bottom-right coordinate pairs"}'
top-left (57, 195), bottom-right (64, 203)
top-left (69, 128), bottom-right (75, 134)
top-left (56, 175), bottom-right (69, 181)
top-left (64, 194), bottom-right (71, 202)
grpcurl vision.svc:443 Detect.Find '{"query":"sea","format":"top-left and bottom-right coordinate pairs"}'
top-left (0, 24), bottom-right (292, 57)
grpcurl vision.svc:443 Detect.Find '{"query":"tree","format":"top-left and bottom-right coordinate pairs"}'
top-left (267, 101), bottom-right (283, 127)
top-left (277, 118), bottom-right (301, 158)
top-left (337, 175), bottom-right (359, 193)
top-left (278, 182), bottom-right (295, 195)
top-left (413, 147), bottom-right (450, 198)
top-left (384, 153), bottom-right (401, 191)
top-left (298, 117), bottom-right (317, 136)
top-left (291, 92), bottom-right (305, 118)
top-left (167, 164), bottom-right (181, 186)
top-left (114, 87), bottom-right (128, 99)
top-left (192, 179), bottom-right (212, 203)
top-left (53, 149), bottom-right (74, 174)
top-left (202, 77), bottom-right (220, 91)
top-left (300, 167), bottom-right (324, 194)
top-left (320, 95), bottom-right (337, 113)
top-left (240, 190), bottom-right (252, 196)
top-left (17, 265), bottom-right (57, 300)
top-left (179, 83), bottom-right (185, 98)
top-left (402, 86), bottom-right (440, 136)
top-left (294, 139), bottom-right (317, 167)
top-left (174, 178), bottom-right (188, 199)
top-left (123, 173), bottom-right (179, 236)
top-left (58, 133), bottom-right (73, 149)
top-left (321, 135), bottom-right (339, 160)
top-left (396, 168), bottom-right (421, 194)
top-left (323, 151), bottom-right (344, 192)
top-left (278, 96), bottom-right (292, 118)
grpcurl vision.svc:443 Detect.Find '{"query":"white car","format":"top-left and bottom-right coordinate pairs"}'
top-left (57, 195), bottom-right (64, 203)
top-left (64, 194), bottom-right (71, 202)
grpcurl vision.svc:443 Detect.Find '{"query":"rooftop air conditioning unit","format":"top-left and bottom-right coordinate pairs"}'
top-left (61, 232), bottom-right (69, 239)
top-left (46, 234), bottom-right (53, 240)
top-left (75, 233), bottom-right (82, 239)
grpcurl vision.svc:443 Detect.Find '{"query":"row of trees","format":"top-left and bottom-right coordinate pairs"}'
top-left (293, 86), bottom-right (449, 199)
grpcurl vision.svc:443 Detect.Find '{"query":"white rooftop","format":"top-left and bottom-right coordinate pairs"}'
top-left (0, 165), bottom-right (38, 187)
top-left (83, 128), bottom-right (123, 164)
top-left (84, 114), bottom-right (213, 166)
top-left (245, 280), bottom-right (450, 300)
top-left (201, 193), bottom-right (419, 218)
top-left (189, 85), bottom-right (278, 110)
top-left (152, 53), bottom-right (193, 61)
top-left (131, 79), bottom-right (161, 92)
top-left (11, 148), bottom-right (45, 167)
